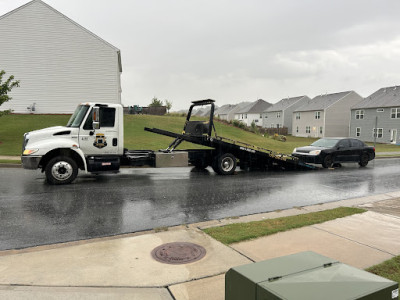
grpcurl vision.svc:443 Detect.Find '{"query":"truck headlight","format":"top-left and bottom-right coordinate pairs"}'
top-left (23, 149), bottom-right (39, 155)
top-left (309, 150), bottom-right (321, 155)
top-left (293, 148), bottom-right (297, 153)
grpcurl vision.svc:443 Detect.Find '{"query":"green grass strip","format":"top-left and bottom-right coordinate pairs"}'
top-left (0, 159), bottom-right (21, 164)
top-left (203, 207), bottom-right (366, 245)
top-left (367, 255), bottom-right (400, 286)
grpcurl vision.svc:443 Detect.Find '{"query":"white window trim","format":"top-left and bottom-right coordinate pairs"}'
top-left (391, 108), bottom-right (400, 119)
top-left (355, 110), bottom-right (364, 119)
top-left (356, 127), bottom-right (361, 137)
top-left (373, 128), bottom-right (383, 138)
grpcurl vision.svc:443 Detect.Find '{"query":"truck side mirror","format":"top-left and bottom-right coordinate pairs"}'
top-left (93, 107), bottom-right (100, 130)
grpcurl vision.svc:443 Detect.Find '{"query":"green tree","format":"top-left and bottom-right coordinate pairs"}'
top-left (0, 70), bottom-right (20, 117)
top-left (165, 99), bottom-right (172, 113)
top-left (149, 97), bottom-right (163, 107)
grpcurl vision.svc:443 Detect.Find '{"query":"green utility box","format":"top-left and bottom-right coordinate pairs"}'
top-left (226, 251), bottom-right (398, 300)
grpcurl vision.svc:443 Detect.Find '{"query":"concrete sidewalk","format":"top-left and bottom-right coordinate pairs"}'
top-left (1, 191), bottom-right (400, 299)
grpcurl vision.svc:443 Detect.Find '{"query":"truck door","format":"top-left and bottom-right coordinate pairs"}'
top-left (78, 106), bottom-right (119, 156)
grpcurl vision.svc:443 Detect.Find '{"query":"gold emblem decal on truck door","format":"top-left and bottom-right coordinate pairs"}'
top-left (93, 133), bottom-right (107, 149)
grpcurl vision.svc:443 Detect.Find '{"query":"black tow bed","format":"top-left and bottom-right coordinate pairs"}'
top-left (144, 127), bottom-right (316, 171)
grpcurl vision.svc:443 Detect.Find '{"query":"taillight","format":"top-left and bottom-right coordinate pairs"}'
top-left (373, 147), bottom-right (375, 152)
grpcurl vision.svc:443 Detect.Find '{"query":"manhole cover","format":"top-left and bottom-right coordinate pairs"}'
top-left (151, 242), bottom-right (206, 265)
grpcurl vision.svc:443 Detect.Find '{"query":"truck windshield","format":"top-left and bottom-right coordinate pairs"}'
top-left (66, 105), bottom-right (90, 127)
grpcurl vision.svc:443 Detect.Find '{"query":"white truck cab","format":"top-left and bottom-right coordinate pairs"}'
top-left (22, 102), bottom-right (124, 184)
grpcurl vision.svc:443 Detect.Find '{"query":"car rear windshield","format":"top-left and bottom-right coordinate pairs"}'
top-left (311, 138), bottom-right (340, 147)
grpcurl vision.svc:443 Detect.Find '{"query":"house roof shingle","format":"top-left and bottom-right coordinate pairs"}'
top-left (352, 86), bottom-right (400, 109)
top-left (264, 96), bottom-right (308, 113)
top-left (215, 104), bottom-right (237, 115)
top-left (294, 91), bottom-right (353, 112)
top-left (235, 99), bottom-right (272, 114)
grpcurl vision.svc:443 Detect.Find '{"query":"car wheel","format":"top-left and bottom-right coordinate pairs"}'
top-left (213, 153), bottom-right (237, 175)
top-left (322, 155), bottom-right (333, 168)
top-left (45, 156), bottom-right (78, 185)
top-left (359, 153), bottom-right (369, 167)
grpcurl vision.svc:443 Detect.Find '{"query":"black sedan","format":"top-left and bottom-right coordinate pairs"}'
top-left (292, 138), bottom-right (375, 168)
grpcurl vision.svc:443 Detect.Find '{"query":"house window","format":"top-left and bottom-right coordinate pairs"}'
top-left (319, 126), bottom-right (323, 134)
top-left (244, 114), bottom-right (247, 119)
top-left (373, 128), bottom-right (383, 138)
top-left (296, 126), bottom-right (299, 133)
top-left (264, 114), bottom-right (268, 118)
top-left (355, 110), bottom-right (364, 119)
top-left (277, 112), bottom-right (281, 118)
top-left (296, 112), bottom-right (300, 120)
top-left (260, 114), bottom-right (262, 118)
top-left (376, 108), bottom-right (384, 113)
top-left (315, 111), bottom-right (321, 119)
top-left (306, 126), bottom-right (311, 134)
top-left (255, 119), bottom-right (258, 123)
top-left (356, 127), bottom-right (361, 137)
top-left (391, 108), bottom-right (400, 119)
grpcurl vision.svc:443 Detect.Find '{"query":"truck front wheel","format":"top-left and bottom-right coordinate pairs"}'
top-left (45, 156), bottom-right (78, 185)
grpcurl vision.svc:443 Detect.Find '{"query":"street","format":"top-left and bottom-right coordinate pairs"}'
top-left (0, 158), bottom-right (399, 250)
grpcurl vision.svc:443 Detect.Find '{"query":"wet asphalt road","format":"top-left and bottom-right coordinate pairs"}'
top-left (1, 158), bottom-right (400, 250)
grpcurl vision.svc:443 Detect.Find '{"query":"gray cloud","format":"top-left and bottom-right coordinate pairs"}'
top-left (2, 0), bottom-right (400, 110)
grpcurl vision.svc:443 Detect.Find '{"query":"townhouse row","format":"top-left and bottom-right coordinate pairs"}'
top-left (214, 86), bottom-right (400, 144)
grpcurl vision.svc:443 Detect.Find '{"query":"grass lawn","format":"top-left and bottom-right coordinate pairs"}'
top-left (0, 114), bottom-right (315, 156)
top-left (367, 256), bottom-right (400, 286)
top-left (1, 113), bottom-right (399, 156)
top-left (203, 207), bottom-right (366, 245)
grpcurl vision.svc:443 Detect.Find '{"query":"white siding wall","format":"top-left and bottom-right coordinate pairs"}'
top-left (325, 92), bottom-right (363, 137)
top-left (0, 1), bottom-right (121, 114)
top-left (235, 113), bottom-right (262, 126)
top-left (292, 111), bottom-right (325, 138)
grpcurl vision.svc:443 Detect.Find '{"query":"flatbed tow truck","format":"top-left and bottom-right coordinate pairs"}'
top-left (21, 99), bottom-right (315, 184)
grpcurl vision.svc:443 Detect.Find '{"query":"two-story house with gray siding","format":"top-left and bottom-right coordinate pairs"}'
top-left (234, 99), bottom-right (272, 127)
top-left (292, 91), bottom-right (363, 138)
top-left (350, 86), bottom-right (400, 144)
top-left (262, 96), bottom-right (310, 133)
top-left (0, 0), bottom-right (122, 114)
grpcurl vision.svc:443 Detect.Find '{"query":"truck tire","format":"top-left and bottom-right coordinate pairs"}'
top-left (212, 153), bottom-right (237, 175)
top-left (45, 156), bottom-right (78, 185)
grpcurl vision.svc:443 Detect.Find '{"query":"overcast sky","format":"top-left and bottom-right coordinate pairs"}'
top-left (1, 0), bottom-right (400, 110)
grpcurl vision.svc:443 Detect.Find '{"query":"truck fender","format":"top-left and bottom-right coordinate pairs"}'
top-left (34, 137), bottom-right (88, 172)
top-left (72, 148), bottom-right (88, 173)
